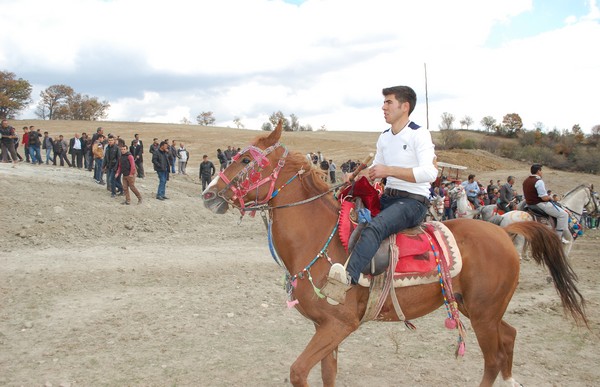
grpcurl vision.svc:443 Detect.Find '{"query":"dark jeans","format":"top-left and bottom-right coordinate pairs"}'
top-left (201, 175), bottom-right (212, 191)
top-left (157, 171), bottom-right (168, 198)
top-left (94, 158), bottom-right (104, 182)
top-left (346, 195), bottom-right (427, 283)
top-left (24, 145), bottom-right (30, 162)
top-left (467, 195), bottom-right (481, 209)
top-left (29, 145), bottom-right (42, 164)
top-left (107, 169), bottom-right (123, 195)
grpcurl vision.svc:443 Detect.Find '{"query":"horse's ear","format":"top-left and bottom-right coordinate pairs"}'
top-left (264, 119), bottom-right (283, 145)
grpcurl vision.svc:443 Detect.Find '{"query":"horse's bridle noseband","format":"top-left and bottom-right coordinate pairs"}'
top-left (217, 142), bottom-right (289, 214)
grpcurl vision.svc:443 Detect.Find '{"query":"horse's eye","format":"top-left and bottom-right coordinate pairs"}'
top-left (242, 157), bottom-right (251, 164)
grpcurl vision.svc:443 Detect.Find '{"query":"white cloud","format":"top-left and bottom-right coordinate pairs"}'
top-left (1, 0), bottom-right (598, 132)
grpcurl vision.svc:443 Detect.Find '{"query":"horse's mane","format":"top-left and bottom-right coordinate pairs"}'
top-left (563, 184), bottom-right (587, 198)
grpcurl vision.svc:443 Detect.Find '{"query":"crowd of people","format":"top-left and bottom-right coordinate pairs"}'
top-left (0, 120), bottom-right (220, 203)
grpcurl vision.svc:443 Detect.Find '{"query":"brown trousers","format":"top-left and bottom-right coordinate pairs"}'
top-left (122, 175), bottom-right (142, 203)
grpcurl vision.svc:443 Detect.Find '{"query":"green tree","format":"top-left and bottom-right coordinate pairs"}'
top-left (459, 115), bottom-right (473, 129)
top-left (196, 111), bottom-right (216, 126)
top-left (261, 122), bottom-right (273, 131)
top-left (439, 112), bottom-right (455, 130)
top-left (0, 70), bottom-right (32, 119)
top-left (268, 111), bottom-right (291, 131)
top-left (480, 116), bottom-right (496, 133)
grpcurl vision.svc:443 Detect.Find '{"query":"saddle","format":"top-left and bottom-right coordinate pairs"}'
top-left (338, 183), bottom-right (462, 289)
top-left (523, 203), bottom-right (557, 229)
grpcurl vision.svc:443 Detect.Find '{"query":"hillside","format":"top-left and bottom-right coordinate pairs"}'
top-left (9, 119), bottom-right (598, 194)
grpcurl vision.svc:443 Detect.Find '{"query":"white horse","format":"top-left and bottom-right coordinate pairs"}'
top-left (495, 184), bottom-right (598, 257)
top-left (449, 185), bottom-right (482, 219)
top-left (426, 194), bottom-right (444, 221)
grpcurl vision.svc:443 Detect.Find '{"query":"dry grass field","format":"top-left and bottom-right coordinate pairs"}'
top-left (1, 119), bottom-right (599, 386)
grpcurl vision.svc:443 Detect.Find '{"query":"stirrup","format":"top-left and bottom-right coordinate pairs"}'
top-left (321, 263), bottom-right (351, 305)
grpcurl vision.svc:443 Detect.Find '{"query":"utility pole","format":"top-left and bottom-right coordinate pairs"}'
top-left (424, 62), bottom-right (429, 130)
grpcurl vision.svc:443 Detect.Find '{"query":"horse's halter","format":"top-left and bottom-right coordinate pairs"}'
top-left (217, 142), bottom-right (289, 215)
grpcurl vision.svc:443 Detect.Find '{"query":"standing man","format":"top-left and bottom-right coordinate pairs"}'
top-left (42, 131), bottom-right (54, 165)
top-left (522, 164), bottom-right (569, 244)
top-left (217, 148), bottom-right (227, 171)
top-left (152, 141), bottom-right (170, 200)
top-left (116, 143), bottom-right (142, 205)
top-left (168, 140), bottom-right (178, 174)
top-left (130, 134), bottom-right (145, 178)
top-left (92, 134), bottom-right (105, 184)
top-left (53, 135), bottom-right (72, 167)
top-left (321, 85), bottom-right (437, 304)
top-left (21, 127), bottom-right (30, 162)
top-left (69, 133), bottom-right (83, 168)
top-left (103, 135), bottom-right (123, 198)
top-left (199, 154), bottom-right (216, 191)
top-left (177, 143), bottom-right (189, 175)
top-left (0, 119), bottom-right (19, 164)
top-left (27, 126), bottom-right (43, 164)
top-left (149, 137), bottom-right (159, 155)
top-left (497, 176), bottom-right (517, 213)
top-left (328, 159), bottom-right (337, 183)
top-left (461, 174), bottom-right (481, 208)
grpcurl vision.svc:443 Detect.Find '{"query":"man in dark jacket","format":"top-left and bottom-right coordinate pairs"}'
top-left (0, 119), bottom-right (19, 164)
top-left (152, 141), bottom-right (170, 200)
top-left (68, 133), bottom-right (84, 168)
top-left (27, 126), bottom-right (43, 164)
top-left (103, 136), bottom-right (123, 198)
top-left (199, 154), bottom-right (216, 191)
top-left (130, 134), bottom-right (145, 178)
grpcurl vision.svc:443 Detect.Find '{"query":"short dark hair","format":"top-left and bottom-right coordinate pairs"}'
top-left (531, 164), bottom-right (543, 174)
top-left (382, 86), bottom-right (417, 115)
top-left (507, 175), bottom-right (515, 182)
top-left (159, 141), bottom-right (168, 148)
top-left (468, 174), bottom-right (475, 180)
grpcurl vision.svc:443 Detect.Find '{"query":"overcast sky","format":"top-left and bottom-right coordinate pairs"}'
top-left (1, 0), bottom-right (599, 132)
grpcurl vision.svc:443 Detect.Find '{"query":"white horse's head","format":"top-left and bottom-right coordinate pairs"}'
top-left (561, 184), bottom-right (599, 216)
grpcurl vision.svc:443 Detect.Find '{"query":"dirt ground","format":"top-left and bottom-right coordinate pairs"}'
top-left (1, 124), bottom-right (600, 386)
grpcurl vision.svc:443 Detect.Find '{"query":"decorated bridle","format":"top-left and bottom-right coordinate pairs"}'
top-left (217, 142), bottom-right (289, 215)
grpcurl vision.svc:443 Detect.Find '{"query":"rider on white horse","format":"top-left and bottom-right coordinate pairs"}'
top-left (497, 176), bottom-right (517, 213)
top-left (522, 164), bottom-right (570, 244)
top-left (461, 174), bottom-right (481, 209)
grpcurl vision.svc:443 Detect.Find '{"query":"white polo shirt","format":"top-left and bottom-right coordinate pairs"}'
top-left (372, 121), bottom-right (437, 197)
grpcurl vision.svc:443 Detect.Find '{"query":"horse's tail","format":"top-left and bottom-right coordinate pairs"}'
top-left (504, 221), bottom-right (588, 327)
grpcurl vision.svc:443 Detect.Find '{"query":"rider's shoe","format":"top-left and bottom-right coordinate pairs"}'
top-left (321, 263), bottom-right (351, 305)
top-left (561, 237), bottom-right (570, 244)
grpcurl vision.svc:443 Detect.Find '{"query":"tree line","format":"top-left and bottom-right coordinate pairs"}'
top-left (1, 70), bottom-right (110, 120)
top-left (436, 111), bottom-right (600, 174)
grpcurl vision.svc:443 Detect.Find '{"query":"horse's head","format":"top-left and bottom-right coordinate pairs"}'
top-left (202, 121), bottom-right (288, 215)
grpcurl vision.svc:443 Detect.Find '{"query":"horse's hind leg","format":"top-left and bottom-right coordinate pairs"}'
top-left (500, 320), bottom-right (521, 386)
top-left (470, 319), bottom-right (505, 386)
top-left (320, 347), bottom-right (338, 387)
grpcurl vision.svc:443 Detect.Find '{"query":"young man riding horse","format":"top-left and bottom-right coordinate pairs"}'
top-left (321, 85), bottom-right (437, 304)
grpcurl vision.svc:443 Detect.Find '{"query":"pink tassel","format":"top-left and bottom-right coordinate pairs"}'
top-left (445, 318), bottom-right (457, 329)
top-left (286, 299), bottom-right (299, 309)
top-left (457, 341), bottom-right (466, 356)
top-left (291, 279), bottom-right (298, 288)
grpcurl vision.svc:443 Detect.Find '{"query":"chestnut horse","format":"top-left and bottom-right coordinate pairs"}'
top-left (202, 123), bottom-right (587, 387)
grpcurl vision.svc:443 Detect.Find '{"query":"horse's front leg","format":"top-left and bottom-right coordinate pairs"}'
top-left (290, 320), bottom-right (357, 387)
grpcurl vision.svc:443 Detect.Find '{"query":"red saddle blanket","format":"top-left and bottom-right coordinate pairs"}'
top-left (338, 200), bottom-right (443, 276)
top-left (394, 226), bottom-right (440, 274)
